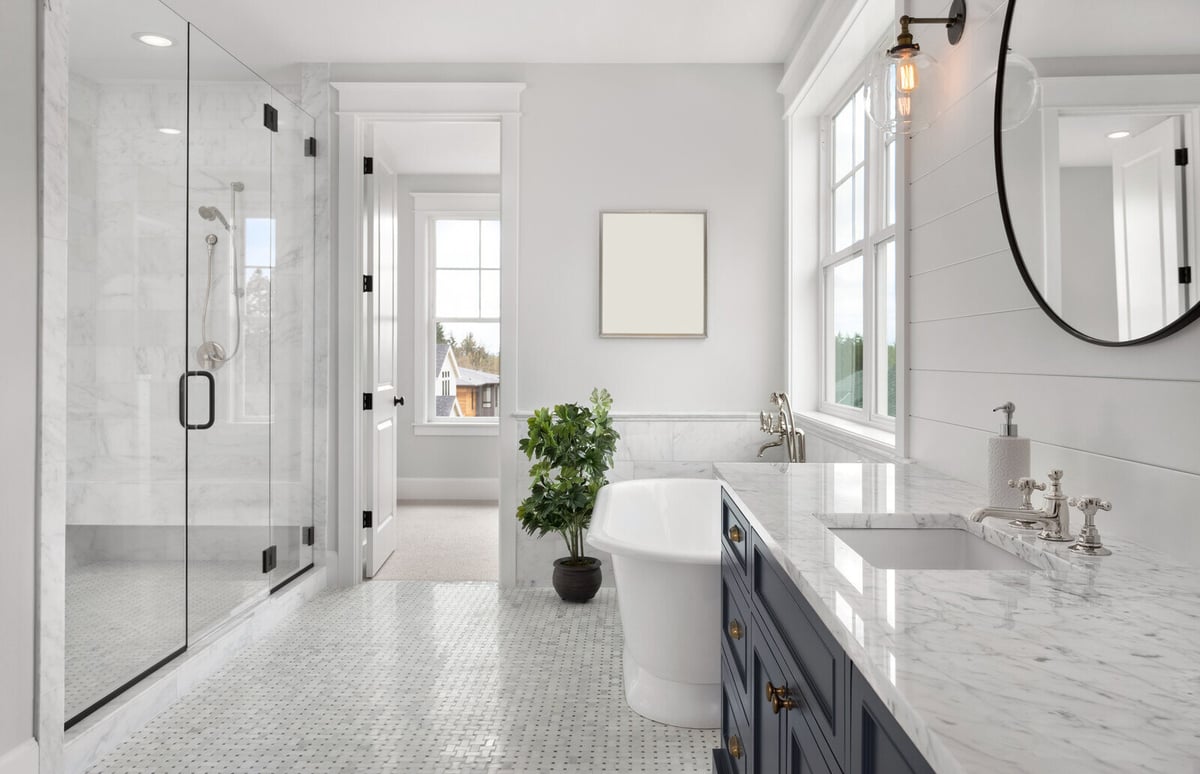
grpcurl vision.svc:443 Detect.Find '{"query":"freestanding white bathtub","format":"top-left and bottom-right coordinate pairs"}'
top-left (587, 478), bottom-right (722, 729)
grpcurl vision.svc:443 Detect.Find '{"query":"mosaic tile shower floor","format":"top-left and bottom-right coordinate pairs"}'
top-left (87, 582), bottom-right (718, 773)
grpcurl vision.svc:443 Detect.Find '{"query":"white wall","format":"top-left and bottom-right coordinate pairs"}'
top-left (0, 0), bottom-right (39, 767)
top-left (1060, 166), bottom-right (1118, 339)
top-left (330, 63), bottom-right (786, 582)
top-left (392, 174), bottom-right (500, 484)
top-left (905, 0), bottom-right (1200, 565)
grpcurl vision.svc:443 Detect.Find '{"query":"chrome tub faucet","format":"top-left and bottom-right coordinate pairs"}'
top-left (758, 392), bottom-right (805, 463)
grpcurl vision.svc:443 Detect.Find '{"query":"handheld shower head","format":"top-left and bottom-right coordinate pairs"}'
top-left (198, 205), bottom-right (230, 230)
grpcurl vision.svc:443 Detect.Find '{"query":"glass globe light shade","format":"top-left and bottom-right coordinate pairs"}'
top-left (866, 45), bottom-right (943, 136)
top-left (999, 52), bottom-right (1041, 132)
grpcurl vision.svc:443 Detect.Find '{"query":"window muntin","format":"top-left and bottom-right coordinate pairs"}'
top-left (821, 75), bottom-right (897, 429)
top-left (429, 216), bottom-right (500, 422)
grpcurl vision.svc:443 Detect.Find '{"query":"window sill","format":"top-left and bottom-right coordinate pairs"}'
top-left (793, 410), bottom-right (898, 461)
top-left (413, 422), bottom-right (499, 437)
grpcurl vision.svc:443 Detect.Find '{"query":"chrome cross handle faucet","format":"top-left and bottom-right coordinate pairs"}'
top-left (1067, 497), bottom-right (1113, 556)
top-left (970, 469), bottom-right (1072, 542)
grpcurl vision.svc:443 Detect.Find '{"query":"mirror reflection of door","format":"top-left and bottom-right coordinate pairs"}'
top-left (1111, 116), bottom-right (1185, 339)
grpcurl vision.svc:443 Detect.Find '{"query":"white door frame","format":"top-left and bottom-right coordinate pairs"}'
top-left (332, 82), bottom-right (524, 588)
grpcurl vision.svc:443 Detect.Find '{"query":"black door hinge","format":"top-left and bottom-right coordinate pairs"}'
top-left (261, 545), bottom-right (278, 573)
top-left (362, 392), bottom-right (373, 410)
top-left (362, 511), bottom-right (373, 529)
top-left (304, 137), bottom-right (317, 157)
top-left (1181, 266), bottom-right (1193, 284)
top-left (1176, 148), bottom-right (1189, 166)
top-left (363, 275), bottom-right (373, 292)
top-left (264, 103), bottom-right (279, 132)
top-left (363, 156), bottom-right (374, 175)
top-left (303, 526), bottom-right (315, 546)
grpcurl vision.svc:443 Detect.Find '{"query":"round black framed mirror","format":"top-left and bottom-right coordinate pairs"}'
top-left (994, 0), bottom-right (1200, 346)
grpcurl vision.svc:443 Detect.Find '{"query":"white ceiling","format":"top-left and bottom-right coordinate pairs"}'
top-left (1013, 0), bottom-right (1200, 58)
top-left (159, 0), bottom-right (815, 73)
top-left (373, 122), bottom-right (501, 176)
top-left (1058, 113), bottom-right (1178, 168)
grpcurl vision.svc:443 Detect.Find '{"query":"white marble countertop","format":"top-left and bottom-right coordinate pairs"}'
top-left (714, 462), bottom-right (1200, 774)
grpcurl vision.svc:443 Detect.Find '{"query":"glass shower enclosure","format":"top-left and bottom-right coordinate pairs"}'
top-left (64, 0), bottom-right (316, 728)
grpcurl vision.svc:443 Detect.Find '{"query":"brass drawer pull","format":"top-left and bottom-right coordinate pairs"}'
top-left (727, 619), bottom-right (743, 640)
top-left (727, 525), bottom-right (743, 543)
top-left (766, 681), bottom-right (799, 714)
top-left (728, 734), bottom-right (743, 760)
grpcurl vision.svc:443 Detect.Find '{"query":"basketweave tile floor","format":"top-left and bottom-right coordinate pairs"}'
top-left (87, 582), bottom-right (718, 774)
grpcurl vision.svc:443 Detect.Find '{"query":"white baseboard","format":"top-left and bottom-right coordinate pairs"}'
top-left (397, 477), bottom-right (499, 501)
top-left (0, 738), bottom-right (38, 774)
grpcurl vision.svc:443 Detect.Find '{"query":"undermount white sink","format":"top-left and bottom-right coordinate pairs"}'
top-left (829, 528), bottom-right (1037, 571)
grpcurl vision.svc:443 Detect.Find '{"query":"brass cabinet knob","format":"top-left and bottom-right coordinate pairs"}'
top-left (727, 619), bottom-right (743, 640)
top-left (728, 734), bottom-right (743, 760)
top-left (728, 525), bottom-right (743, 543)
top-left (765, 681), bottom-right (799, 714)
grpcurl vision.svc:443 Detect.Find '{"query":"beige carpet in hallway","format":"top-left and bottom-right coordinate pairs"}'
top-left (372, 500), bottom-right (499, 581)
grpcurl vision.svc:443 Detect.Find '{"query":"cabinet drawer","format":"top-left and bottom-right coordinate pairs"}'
top-left (721, 563), bottom-right (752, 703)
top-left (722, 490), bottom-right (751, 576)
top-left (752, 539), bottom-right (848, 770)
top-left (722, 660), bottom-right (751, 774)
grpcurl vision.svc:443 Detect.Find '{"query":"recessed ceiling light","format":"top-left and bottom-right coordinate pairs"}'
top-left (1107, 130), bottom-right (1132, 140)
top-left (134, 33), bottom-right (175, 48)
top-left (158, 127), bottom-right (182, 135)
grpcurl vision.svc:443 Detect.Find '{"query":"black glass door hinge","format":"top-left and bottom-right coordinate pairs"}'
top-left (363, 156), bottom-right (374, 175)
top-left (263, 103), bottom-right (279, 132)
top-left (1176, 148), bottom-right (1189, 166)
top-left (363, 275), bottom-right (373, 292)
top-left (261, 545), bottom-right (278, 573)
top-left (304, 137), bottom-right (317, 157)
top-left (1181, 266), bottom-right (1193, 284)
top-left (362, 393), bottom-right (373, 410)
top-left (303, 526), bottom-right (315, 546)
top-left (362, 511), bottom-right (373, 529)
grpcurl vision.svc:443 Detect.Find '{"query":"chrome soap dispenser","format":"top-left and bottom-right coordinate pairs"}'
top-left (988, 402), bottom-right (1030, 509)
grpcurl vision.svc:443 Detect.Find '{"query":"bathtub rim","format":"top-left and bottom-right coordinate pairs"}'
top-left (586, 478), bottom-right (722, 566)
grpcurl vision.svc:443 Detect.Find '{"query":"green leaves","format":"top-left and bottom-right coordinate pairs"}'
top-left (516, 388), bottom-right (620, 560)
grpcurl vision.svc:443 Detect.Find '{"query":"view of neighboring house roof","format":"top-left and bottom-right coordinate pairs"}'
top-left (434, 343), bottom-right (458, 376)
top-left (457, 367), bottom-right (500, 386)
top-left (435, 395), bottom-right (462, 417)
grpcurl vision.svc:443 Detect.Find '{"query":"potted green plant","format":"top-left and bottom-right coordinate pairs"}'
top-left (517, 388), bottom-right (620, 602)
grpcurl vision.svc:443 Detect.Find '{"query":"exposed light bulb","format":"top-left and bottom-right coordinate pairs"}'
top-left (896, 59), bottom-right (919, 94)
top-left (897, 95), bottom-right (913, 119)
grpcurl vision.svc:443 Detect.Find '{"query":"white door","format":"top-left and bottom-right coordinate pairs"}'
top-left (1112, 116), bottom-right (1186, 339)
top-left (362, 152), bottom-right (400, 578)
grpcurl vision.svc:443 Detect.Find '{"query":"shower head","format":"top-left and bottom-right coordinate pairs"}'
top-left (198, 205), bottom-right (230, 230)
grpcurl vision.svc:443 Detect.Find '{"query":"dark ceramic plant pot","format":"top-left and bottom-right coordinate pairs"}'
top-left (552, 557), bottom-right (602, 603)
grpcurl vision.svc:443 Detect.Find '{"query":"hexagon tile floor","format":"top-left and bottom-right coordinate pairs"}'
top-left (87, 581), bottom-right (718, 773)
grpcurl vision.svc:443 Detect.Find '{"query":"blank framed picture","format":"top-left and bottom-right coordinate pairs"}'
top-left (599, 211), bottom-right (707, 338)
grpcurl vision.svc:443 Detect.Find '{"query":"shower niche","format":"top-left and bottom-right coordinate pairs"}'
top-left (65, 0), bottom-right (317, 727)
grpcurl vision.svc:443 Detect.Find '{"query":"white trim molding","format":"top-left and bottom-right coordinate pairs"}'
top-left (397, 477), bottom-right (500, 502)
top-left (333, 81), bottom-right (523, 589)
top-left (0, 740), bottom-right (37, 774)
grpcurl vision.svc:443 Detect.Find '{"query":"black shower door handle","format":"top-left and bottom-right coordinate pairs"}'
top-left (178, 370), bottom-right (215, 430)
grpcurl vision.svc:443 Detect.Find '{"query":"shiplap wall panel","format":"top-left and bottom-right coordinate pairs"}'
top-left (906, 0), bottom-right (1200, 564)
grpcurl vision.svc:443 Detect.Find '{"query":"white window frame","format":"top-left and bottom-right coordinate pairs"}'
top-left (411, 192), bottom-right (500, 436)
top-left (818, 61), bottom-right (898, 432)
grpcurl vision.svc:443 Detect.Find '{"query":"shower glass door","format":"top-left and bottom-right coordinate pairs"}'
top-left (63, 0), bottom-right (189, 726)
top-left (185, 27), bottom-right (273, 640)
top-left (269, 92), bottom-right (317, 588)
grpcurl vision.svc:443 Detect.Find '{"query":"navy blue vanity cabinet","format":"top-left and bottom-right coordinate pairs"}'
top-left (714, 491), bottom-right (935, 774)
top-left (849, 667), bottom-right (936, 774)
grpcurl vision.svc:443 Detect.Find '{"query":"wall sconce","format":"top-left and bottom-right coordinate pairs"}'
top-left (867, 0), bottom-right (967, 136)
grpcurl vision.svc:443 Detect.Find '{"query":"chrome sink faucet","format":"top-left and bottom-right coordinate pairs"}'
top-left (758, 392), bottom-right (806, 463)
top-left (970, 469), bottom-right (1073, 542)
